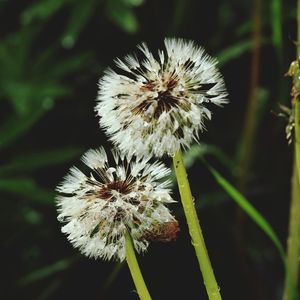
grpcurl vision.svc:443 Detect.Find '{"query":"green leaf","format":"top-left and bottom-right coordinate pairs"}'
top-left (205, 162), bottom-right (285, 261)
top-left (0, 147), bottom-right (83, 176)
top-left (184, 144), bottom-right (235, 171)
top-left (0, 107), bottom-right (46, 150)
top-left (61, 0), bottom-right (97, 48)
top-left (171, 144), bottom-right (236, 185)
top-left (122, 0), bottom-right (144, 6)
top-left (45, 53), bottom-right (94, 79)
top-left (0, 29), bottom-right (37, 80)
top-left (271, 0), bottom-right (283, 61)
top-left (106, 0), bottom-right (139, 34)
top-left (0, 178), bottom-right (54, 204)
top-left (20, 0), bottom-right (68, 25)
top-left (4, 83), bottom-right (70, 115)
top-left (101, 262), bottom-right (125, 291)
top-left (18, 257), bottom-right (76, 286)
top-left (217, 40), bottom-right (252, 67)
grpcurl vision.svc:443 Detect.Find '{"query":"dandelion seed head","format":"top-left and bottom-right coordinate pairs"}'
top-left (96, 38), bottom-right (228, 157)
top-left (56, 147), bottom-right (176, 261)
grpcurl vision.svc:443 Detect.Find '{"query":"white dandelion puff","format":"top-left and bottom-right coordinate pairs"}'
top-left (56, 147), bottom-right (178, 261)
top-left (96, 38), bottom-right (228, 157)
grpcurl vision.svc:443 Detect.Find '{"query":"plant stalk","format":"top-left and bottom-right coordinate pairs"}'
top-left (283, 158), bottom-right (300, 300)
top-left (173, 150), bottom-right (221, 300)
top-left (125, 231), bottom-right (151, 300)
top-left (295, 100), bottom-right (300, 186)
top-left (283, 1), bottom-right (300, 299)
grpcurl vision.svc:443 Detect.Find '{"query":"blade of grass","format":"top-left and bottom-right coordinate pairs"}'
top-left (271, 0), bottom-right (283, 61)
top-left (217, 40), bottom-right (252, 67)
top-left (18, 257), bottom-right (76, 286)
top-left (0, 107), bottom-right (46, 150)
top-left (101, 262), bottom-right (125, 292)
top-left (20, 0), bottom-right (68, 25)
top-left (61, 0), bottom-right (97, 48)
top-left (217, 38), bottom-right (267, 67)
top-left (0, 147), bottom-right (83, 176)
top-left (0, 178), bottom-right (54, 204)
top-left (204, 161), bottom-right (285, 260)
top-left (105, 0), bottom-right (139, 34)
top-left (205, 163), bottom-right (300, 298)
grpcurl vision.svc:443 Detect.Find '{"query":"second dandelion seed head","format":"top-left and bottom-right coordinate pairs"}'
top-left (96, 38), bottom-right (228, 157)
top-left (56, 147), bottom-right (178, 261)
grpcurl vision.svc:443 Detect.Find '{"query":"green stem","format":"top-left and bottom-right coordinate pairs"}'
top-left (295, 100), bottom-right (300, 186)
top-left (125, 231), bottom-right (151, 300)
top-left (173, 150), bottom-right (221, 300)
top-left (283, 158), bottom-right (300, 300)
top-left (283, 1), bottom-right (300, 299)
top-left (237, 0), bottom-right (262, 192)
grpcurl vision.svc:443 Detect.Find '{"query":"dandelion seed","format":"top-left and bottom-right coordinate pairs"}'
top-left (96, 38), bottom-right (228, 157)
top-left (56, 147), bottom-right (177, 261)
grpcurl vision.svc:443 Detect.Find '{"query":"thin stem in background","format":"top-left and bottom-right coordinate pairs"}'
top-left (237, 0), bottom-right (262, 192)
top-left (173, 150), bottom-right (221, 300)
top-left (234, 0), bottom-right (266, 297)
top-left (125, 231), bottom-right (151, 300)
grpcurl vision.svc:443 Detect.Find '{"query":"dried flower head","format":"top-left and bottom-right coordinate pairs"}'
top-left (96, 38), bottom-right (228, 157)
top-left (56, 147), bottom-right (177, 261)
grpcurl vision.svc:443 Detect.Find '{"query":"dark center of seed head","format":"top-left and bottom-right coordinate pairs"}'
top-left (99, 180), bottom-right (132, 200)
top-left (135, 78), bottom-right (180, 119)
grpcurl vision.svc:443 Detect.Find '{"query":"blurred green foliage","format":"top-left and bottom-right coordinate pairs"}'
top-left (0, 0), bottom-right (297, 299)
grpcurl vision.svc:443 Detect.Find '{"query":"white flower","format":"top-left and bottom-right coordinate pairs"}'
top-left (96, 38), bottom-right (228, 157)
top-left (56, 147), bottom-right (177, 261)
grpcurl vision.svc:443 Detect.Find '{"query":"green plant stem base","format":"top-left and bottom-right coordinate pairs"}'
top-left (125, 231), bottom-right (152, 300)
top-left (173, 150), bottom-right (222, 300)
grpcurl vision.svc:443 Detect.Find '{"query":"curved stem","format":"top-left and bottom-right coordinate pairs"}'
top-left (173, 150), bottom-right (221, 300)
top-left (125, 231), bottom-right (151, 300)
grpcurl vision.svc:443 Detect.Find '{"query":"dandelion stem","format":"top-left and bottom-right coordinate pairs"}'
top-left (125, 231), bottom-right (151, 300)
top-left (173, 150), bottom-right (221, 300)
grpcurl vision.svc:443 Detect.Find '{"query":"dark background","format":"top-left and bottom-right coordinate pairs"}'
top-left (0, 0), bottom-right (298, 299)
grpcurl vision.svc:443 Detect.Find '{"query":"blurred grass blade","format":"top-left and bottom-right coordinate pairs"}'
top-left (0, 147), bottom-right (83, 176)
top-left (169, 0), bottom-right (191, 33)
top-left (184, 144), bottom-right (235, 171)
top-left (0, 107), bottom-right (46, 150)
top-left (170, 144), bottom-right (236, 184)
top-left (205, 162), bottom-right (285, 260)
top-left (271, 0), bottom-right (283, 60)
top-left (37, 278), bottom-right (62, 300)
top-left (20, 0), bottom-right (68, 25)
top-left (101, 262), bottom-right (125, 292)
top-left (61, 0), bottom-right (97, 48)
top-left (0, 178), bottom-right (54, 204)
top-left (18, 257), bottom-right (76, 286)
top-left (217, 40), bottom-right (252, 67)
top-left (45, 53), bottom-right (94, 79)
top-left (106, 0), bottom-right (139, 34)
top-left (217, 39), bottom-right (268, 67)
